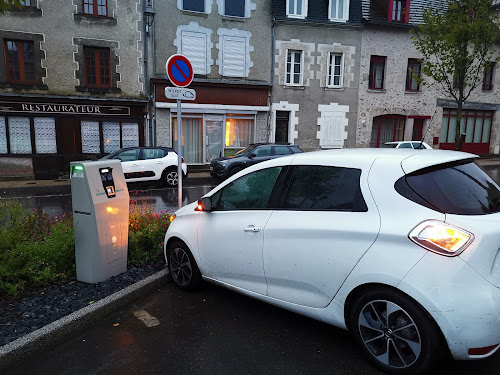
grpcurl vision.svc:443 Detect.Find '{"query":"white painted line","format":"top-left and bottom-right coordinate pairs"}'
top-left (133, 310), bottom-right (160, 327)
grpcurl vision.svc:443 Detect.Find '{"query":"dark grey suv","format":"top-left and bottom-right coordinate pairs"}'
top-left (210, 143), bottom-right (303, 180)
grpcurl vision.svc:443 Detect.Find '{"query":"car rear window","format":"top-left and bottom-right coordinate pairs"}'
top-left (395, 160), bottom-right (500, 215)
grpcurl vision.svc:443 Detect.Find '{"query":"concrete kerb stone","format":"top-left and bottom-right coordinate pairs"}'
top-left (0, 269), bottom-right (170, 371)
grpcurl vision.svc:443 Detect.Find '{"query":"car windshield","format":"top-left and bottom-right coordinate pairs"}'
top-left (400, 160), bottom-right (500, 215)
top-left (234, 145), bottom-right (257, 157)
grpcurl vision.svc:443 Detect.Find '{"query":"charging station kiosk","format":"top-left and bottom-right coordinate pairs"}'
top-left (70, 160), bottom-right (129, 283)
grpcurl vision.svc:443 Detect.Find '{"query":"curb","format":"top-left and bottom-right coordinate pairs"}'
top-left (0, 269), bottom-right (169, 371)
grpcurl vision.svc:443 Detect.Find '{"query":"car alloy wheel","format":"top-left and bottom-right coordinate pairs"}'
top-left (164, 169), bottom-right (178, 186)
top-left (169, 247), bottom-right (192, 287)
top-left (358, 300), bottom-right (421, 369)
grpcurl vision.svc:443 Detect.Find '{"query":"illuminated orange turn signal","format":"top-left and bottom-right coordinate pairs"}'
top-left (195, 200), bottom-right (204, 211)
top-left (409, 220), bottom-right (473, 256)
top-left (169, 214), bottom-right (176, 223)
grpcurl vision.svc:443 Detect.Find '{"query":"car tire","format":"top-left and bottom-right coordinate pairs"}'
top-left (163, 168), bottom-right (178, 187)
top-left (348, 287), bottom-right (444, 374)
top-left (166, 241), bottom-right (202, 291)
top-left (229, 166), bottom-right (242, 177)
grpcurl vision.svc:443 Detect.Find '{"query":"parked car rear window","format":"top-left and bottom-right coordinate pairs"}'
top-left (274, 146), bottom-right (292, 155)
top-left (396, 160), bottom-right (500, 215)
top-left (143, 148), bottom-right (165, 159)
top-left (290, 146), bottom-right (303, 153)
top-left (283, 166), bottom-right (367, 211)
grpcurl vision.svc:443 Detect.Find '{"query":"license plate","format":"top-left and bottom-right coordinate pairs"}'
top-left (210, 166), bottom-right (213, 171)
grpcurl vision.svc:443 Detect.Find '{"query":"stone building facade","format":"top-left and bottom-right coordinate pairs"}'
top-left (150, 0), bottom-right (272, 164)
top-left (271, 0), bottom-right (363, 151)
top-left (357, 0), bottom-right (500, 154)
top-left (0, 0), bottom-right (147, 178)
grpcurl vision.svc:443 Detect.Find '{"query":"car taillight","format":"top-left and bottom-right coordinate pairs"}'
top-left (181, 157), bottom-right (184, 163)
top-left (408, 220), bottom-right (474, 257)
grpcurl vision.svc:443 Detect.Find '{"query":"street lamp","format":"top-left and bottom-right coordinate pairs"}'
top-left (144, 6), bottom-right (155, 34)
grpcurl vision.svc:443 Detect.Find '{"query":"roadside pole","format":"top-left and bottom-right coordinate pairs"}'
top-left (165, 54), bottom-right (195, 209)
top-left (176, 98), bottom-right (182, 209)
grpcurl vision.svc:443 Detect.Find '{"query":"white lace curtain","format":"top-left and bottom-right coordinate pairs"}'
top-left (9, 117), bottom-right (32, 154)
top-left (34, 117), bottom-right (57, 154)
top-left (81, 121), bottom-right (100, 154)
top-left (0, 117), bottom-right (7, 154)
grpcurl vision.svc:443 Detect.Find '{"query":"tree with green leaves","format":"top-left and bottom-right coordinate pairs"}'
top-left (411, 0), bottom-right (500, 150)
top-left (0, 0), bottom-right (23, 14)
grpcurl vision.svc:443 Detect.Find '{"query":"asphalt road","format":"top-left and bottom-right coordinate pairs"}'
top-left (5, 282), bottom-right (499, 375)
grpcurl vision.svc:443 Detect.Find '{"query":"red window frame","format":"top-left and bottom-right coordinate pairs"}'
top-left (83, 0), bottom-right (107, 17)
top-left (482, 62), bottom-right (495, 91)
top-left (83, 47), bottom-right (111, 88)
top-left (372, 115), bottom-right (406, 147)
top-left (369, 56), bottom-right (386, 90)
top-left (4, 40), bottom-right (36, 84)
top-left (388, 0), bottom-right (410, 23)
top-left (406, 58), bottom-right (421, 91)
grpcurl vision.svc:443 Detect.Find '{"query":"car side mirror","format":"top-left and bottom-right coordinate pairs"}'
top-left (249, 153), bottom-right (256, 159)
top-left (195, 197), bottom-right (212, 212)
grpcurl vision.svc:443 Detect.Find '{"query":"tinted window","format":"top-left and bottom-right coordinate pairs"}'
top-left (215, 167), bottom-right (282, 210)
top-left (254, 146), bottom-right (271, 157)
top-left (283, 166), bottom-right (367, 211)
top-left (412, 142), bottom-right (425, 149)
top-left (274, 146), bottom-right (292, 155)
top-left (183, 0), bottom-right (204, 12)
top-left (398, 160), bottom-right (500, 215)
top-left (383, 143), bottom-right (398, 148)
top-left (399, 143), bottom-right (412, 148)
top-left (290, 146), bottom-right (303, 153)
top-left (225, 0), bottom-right (245, 17)
top-left (143, 148), bottom-right (165, 160)
top-left (117, 149), bottom-right (139, 162)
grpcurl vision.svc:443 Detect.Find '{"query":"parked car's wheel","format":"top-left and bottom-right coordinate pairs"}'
top-left (229, 166), bottom-right (243, 177)
top-left (349, 287), bottom-right (443, 374)
top-left (163, 168), bottom-right (178, 187)
top-left (166, 241), bottom-right (202, 290)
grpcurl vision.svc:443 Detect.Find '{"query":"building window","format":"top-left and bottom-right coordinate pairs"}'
top-left (102, 122), bottom-right (120, 153)
top-left (406, 59), bottom-right (421, 91)
top-left (369, 56), bottom-right (386, 90)
top-left (83, 0), bottom-right (107, 17)
top-left (327, 53), bottom-right (343, 88)
top-left (388, 0), bottom-right (410, 23)
top-left (225, 0), bottom-right (245, 17)
top-left (329, 0), bottom-right (349, 21)
top-left (220, 34), bottom-right (250, 77)
top-left (287, 0), bottom-right (307, 18)
top-left (439, 109), bottom-right (493, 145)
top-left (34, 117), bottom-right (57, 154)
top-left (0, 117), bottom-right (8, 154)
top-left (5, 40), bottom-right (36, 84)
top-left (81, 121), bottom-right (100, 154)
top-left (183, 0), bottom-right (205, 12)
top-left (83, 47), bottom-right (111, 88)
top-left (81, 120), bottom-right (139, 154)
top-left (370, 115), bottom-right (406, 148)
top-left (20, 0), bottom-right (31, 6)
top-left (286, 50), bottom-right (303, 86)
top-left (483, 62), bottom-right (495, 91)
top-left (225, 115), bottom-right (255, 152)
top-left (180, 30), bottom-right (210, 75)
top-left (8, 117), bottom-right (32, 154)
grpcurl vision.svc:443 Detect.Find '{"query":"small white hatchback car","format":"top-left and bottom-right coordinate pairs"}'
top-left (102, 147), bottom-right (187, 186)
top-left (164, 149), bottom-right (500, 374)
top-left (384, 141), bottom-right (433, 149)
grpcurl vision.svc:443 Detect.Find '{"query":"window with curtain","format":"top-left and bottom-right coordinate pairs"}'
top-left (287, 0), bottom-right (307, 18)
top-left (440, 109), bottom-right (493, 144)
top-left (81, 121), bottom-right (100, 154)
top-left (225, 117), bottom-right (254, 150)
top-left (34, 117), bottom-right (57, 153)
top-left (0, 117), bottom-right (7, 154)
top-left (9, 117), bottom-right (32, 154)
top-left (329, 0), bottom-right (348, 21)
top-left (369, 56), bottom-right (386, 90)
top-left (122, 123), bottom-right (139, 148)
top-left (102, 122), bottom-right (120, 153)
top-left (406, 59), bottom-right (421, 91)
top-left (172, 117), bottom-right (203, 164)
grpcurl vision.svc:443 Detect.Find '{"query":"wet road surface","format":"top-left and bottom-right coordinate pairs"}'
top-left (5, 282), bottom-right (499, 375)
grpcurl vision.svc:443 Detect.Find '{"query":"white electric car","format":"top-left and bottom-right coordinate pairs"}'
top-left (164, 148), bottom-right (500, 374)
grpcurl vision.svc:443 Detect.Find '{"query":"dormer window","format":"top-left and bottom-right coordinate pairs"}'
top-left (287, 0), bottom-right (308, 19)
top-left (388, 0), bottom-right (410, 23)
top-left (329, 0), bottom-right (349, 22)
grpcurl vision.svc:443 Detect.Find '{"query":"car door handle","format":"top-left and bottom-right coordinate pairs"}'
top-left (131, 164), bottom-right (139, 167)
top-left (244, 226), bottom-right (261, 232)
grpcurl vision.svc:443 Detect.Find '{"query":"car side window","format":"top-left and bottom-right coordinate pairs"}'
top-left (412, 142), bottom-right (424, 149)
top-left (214, 167), bottom-right (282, 210)
top-left (253, 146), bottom-right (272, 157)
top-left (283, 166), bottom-right (367, 211)
top-left (117, 149), bottom-right (140, 162)
top-left (143, 148), bottom-right (165, 160)
top-left (399, 143), bottom-right (412, 148)
top-left (274, 146), bottom-right (292, 155)
top-left (290, 146), bottom-right (302, 153)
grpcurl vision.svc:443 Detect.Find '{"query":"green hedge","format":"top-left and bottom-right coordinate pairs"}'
top-left (0, 200), bottom-right (171, 297)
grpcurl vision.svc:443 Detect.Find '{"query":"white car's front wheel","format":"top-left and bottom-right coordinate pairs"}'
top-left (349, 288), bottom-right (444, 374)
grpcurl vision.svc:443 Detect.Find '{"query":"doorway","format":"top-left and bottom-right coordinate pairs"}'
top-left (275, 111), bottom-right (290, 143)
top-left (205, 115), bottom-right (224, 162)
top-left (412, 119), bottom-right (424, 140)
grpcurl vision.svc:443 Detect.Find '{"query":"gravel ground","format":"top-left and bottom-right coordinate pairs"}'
top-left (0, 264), bottom-right (165, 347)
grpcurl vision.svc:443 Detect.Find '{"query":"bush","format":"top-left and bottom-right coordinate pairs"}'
top-left (0, 199), bottom-right (172, 298)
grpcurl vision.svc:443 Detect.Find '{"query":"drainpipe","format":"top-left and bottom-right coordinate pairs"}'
top-left (268, 17), bottom-right (276, 142)
top-left (143, 0), bottom-right (150, 146)
top-left (152, 12), bottom-right (157, 146)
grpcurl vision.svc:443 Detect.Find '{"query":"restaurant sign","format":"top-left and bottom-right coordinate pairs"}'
top-left (0, 102), bottom-right (130, 116)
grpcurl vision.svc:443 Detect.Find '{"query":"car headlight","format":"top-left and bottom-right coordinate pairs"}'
top-left (408, 220), bottom-right (474, 257)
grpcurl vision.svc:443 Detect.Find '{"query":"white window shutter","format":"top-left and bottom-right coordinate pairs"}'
top-left (181, 31), bottom-right (207, 75)
top-left (321, 111), bottom-right (345, 147)
top-left (222, 36), bottom-right (246, 77)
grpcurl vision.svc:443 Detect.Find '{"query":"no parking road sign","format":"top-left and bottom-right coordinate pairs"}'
top-left (166, 54), bottom-right (194, 88)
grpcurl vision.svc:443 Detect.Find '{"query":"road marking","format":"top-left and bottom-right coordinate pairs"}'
top-left (133, 310), bottom-right (160, 327)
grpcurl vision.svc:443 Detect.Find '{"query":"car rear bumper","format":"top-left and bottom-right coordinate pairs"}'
top-left (398, 252), bottom-right (500, 360)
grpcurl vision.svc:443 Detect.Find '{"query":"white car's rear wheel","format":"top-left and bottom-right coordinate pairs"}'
top-left (163, 168), bottom-right (178, 187)
top-left (349, 288), bottom-right (444, 374)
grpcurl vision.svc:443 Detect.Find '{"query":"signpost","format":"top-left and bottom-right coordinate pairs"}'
top-left (166, 54), bottom-right (196, 209)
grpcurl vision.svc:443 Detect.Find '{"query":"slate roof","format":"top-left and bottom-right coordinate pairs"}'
top-left (361, 0), bottom-right (448, 27)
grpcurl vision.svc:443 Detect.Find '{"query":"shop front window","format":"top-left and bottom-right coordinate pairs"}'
top-left (224, 116), bottom-right (254, 156)
top-left (370, 115), bottom-right (406, 148)
top-left (81, 121), bottom-right (100, 154)
top-left (102, 121), bottom-right (120, 153)
top-left (173, 117), bottom-right (203, 164)
top-left (9, 117), bottom-right (32, 154)
top-left (34, 117), bottom-right (56, 154)
top-left (0, 117), bottom-right (8, 154)
top-left (122, 123), bottom-right (139, 148)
